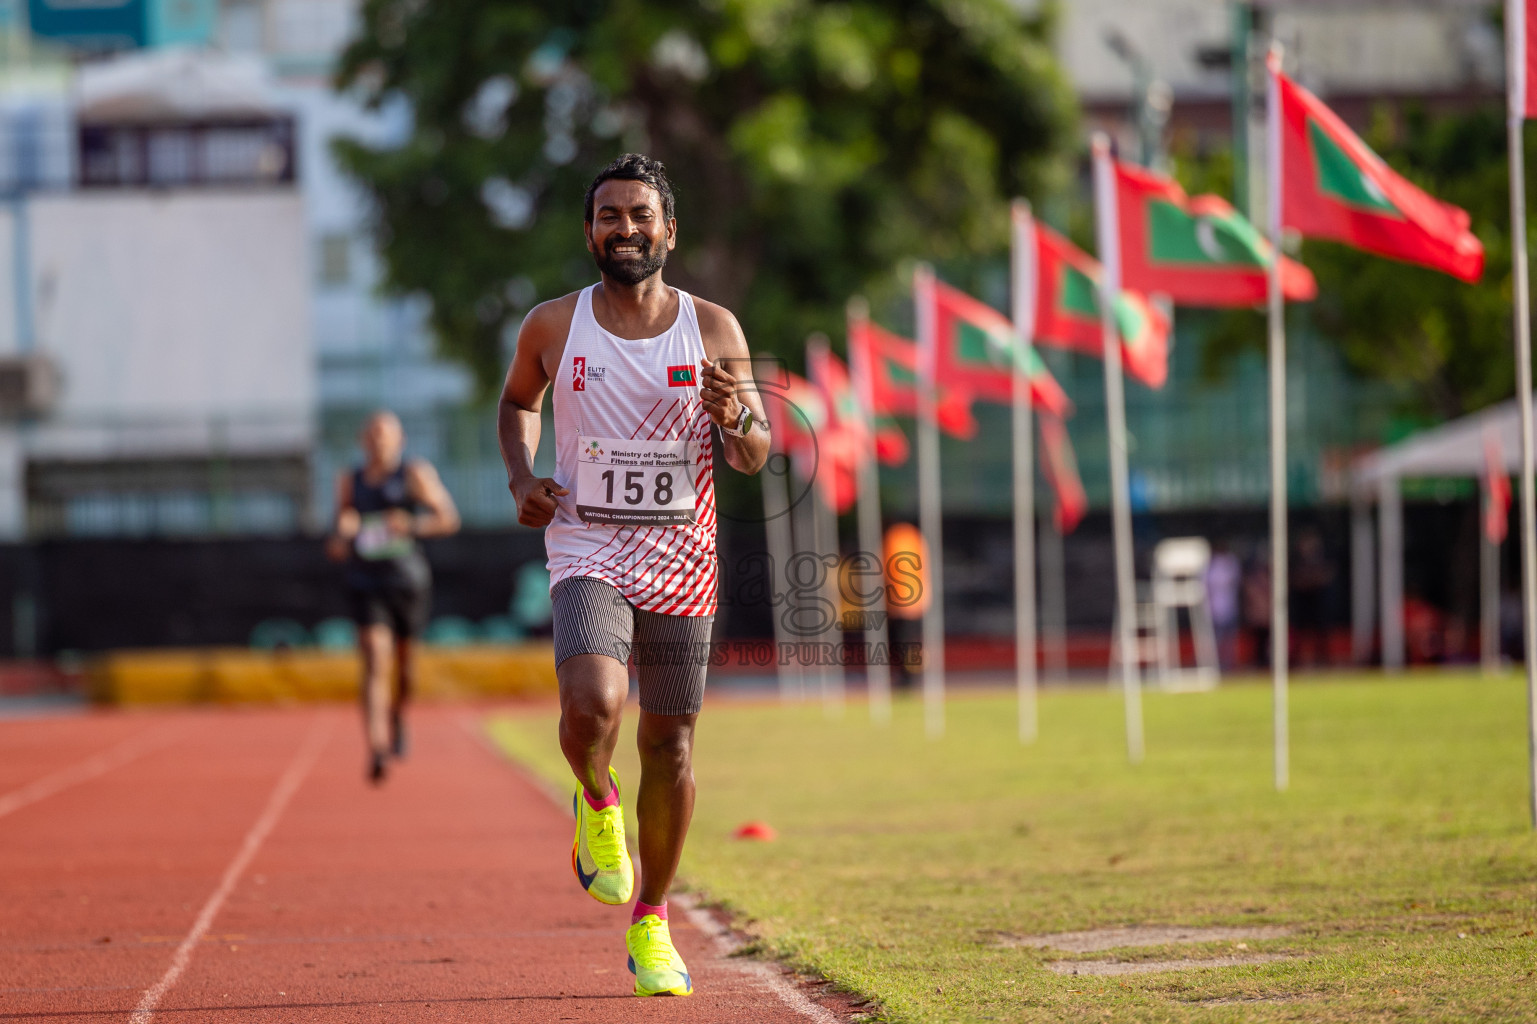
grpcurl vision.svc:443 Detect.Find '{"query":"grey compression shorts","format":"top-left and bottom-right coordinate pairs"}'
top-left (551, 576), bottom-right (715, 716)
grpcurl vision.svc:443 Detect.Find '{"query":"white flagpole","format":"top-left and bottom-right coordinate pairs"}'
top-left (915, 263), bottom-right (947, 739)
top-left (791, 451), bottom-right (819, 699)
top-left (814, 479), bottom-right (846, 718)
top-left (1265, 46), bottom-right (1291, 792)
top-left (805, 334), bottom-right (846, 719)
top-left (1011, 201), bottom-right (1040, 744)
top-left (761, 426), bottom-right (802, 701)
top-left (1091, 134), bottom-right (1145, 764)
top-left (847, 299), bottom-right (894, 725)
top-left (1506, 0), bottom-right (1537, 827)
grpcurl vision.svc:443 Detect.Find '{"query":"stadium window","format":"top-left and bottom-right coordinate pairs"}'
top-left (318, 234), bottom-right (351, 287)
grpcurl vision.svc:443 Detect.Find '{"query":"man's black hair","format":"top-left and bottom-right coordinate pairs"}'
top-left (583, 153), bottom-right (675, 223)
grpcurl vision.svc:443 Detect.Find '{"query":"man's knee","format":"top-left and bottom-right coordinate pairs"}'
top-left (637, 718), bottom-right (695, 774)
top-left (559, 656), bottom-right (629, 741)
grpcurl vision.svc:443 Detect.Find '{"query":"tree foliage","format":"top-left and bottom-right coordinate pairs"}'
top-left (1184, 105), bottom-right (1519, 422)
top-left (333, 0), bottom-right (1078, 393)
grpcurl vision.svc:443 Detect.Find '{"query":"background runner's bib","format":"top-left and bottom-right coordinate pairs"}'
top-left (544, 285), bottom-right (718, 617)
top-left (355, 512), bottom-right (415, 560)
top-left (574, 435), bottom-right (697, 525)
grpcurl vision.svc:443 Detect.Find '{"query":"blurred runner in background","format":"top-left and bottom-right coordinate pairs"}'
top-left (327, 411), bottom-right (460, 784)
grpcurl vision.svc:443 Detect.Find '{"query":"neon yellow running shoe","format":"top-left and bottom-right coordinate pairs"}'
top-left (571, 766), bottom-right (633, 905)
top-left (626, 914), bottom-right (692, 997)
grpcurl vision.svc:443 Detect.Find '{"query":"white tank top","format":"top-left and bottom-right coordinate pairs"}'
top-left (544, 284), bottom-right (717, 616)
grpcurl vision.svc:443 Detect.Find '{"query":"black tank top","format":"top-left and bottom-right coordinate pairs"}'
top-left (347, 463), bottom-right (430, 590)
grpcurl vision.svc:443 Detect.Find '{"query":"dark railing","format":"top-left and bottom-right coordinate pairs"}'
top-left (78, 117), bottom-right (297, 188)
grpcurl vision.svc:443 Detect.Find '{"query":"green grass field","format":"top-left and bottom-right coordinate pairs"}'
top-left (487, 673), bottom-right (1537, 1023)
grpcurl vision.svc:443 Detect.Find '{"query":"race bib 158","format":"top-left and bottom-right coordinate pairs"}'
top-left (575, 435), bottom-right (697, 526)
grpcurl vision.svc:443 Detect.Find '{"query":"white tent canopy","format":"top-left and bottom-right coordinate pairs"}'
top-left (1350, 396), bottom-right (1528, 668)
top-left (75, 49), bottom-right (281, 125)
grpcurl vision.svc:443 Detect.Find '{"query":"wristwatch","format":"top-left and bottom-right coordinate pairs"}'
top-left (723, 405), bottom-right (753, 437)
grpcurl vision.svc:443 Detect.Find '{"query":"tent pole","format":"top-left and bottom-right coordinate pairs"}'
top-left (1350, 488), bottom-right (1376, 665)
top-left (1377, 476), bottom-right (1404, 671)
top-left (1483, 483), bottom-right (1502, 675)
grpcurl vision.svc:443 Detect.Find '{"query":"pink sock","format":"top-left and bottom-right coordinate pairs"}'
top-left (583, 784), bottom-right (619, 811)
top-left (632, 900), bottom-right (667, 923)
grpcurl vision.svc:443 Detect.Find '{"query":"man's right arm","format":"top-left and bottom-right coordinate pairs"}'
top-left (498, 300), bottom-right (571, 528)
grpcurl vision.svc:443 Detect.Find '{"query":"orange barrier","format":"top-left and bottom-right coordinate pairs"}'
top-left (88, 644), bottom-right (558, 705)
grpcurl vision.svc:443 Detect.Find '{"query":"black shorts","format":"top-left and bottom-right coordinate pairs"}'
top-left (551, 576), bottom-right (714, 716)
top-left (349, 584), bottom-right (430, 639)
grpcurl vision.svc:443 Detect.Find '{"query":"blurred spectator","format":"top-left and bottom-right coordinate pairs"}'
top-left (1501, 585), bottom-right (1526, 662)
top-left (1290, 529), bottom-right (1335, 668)
top-left (1403, 594), bottom-right (1445, 664)
top-left (1205, 539), bottom-right (1242, 671)
top-left (1242, 551), bottom-right (1272, 669)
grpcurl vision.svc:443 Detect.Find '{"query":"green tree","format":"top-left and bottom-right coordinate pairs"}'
top-left (1182, 105), bottom-right (1518, 422)
top-left (334, 0), bottom-right (1077, 392)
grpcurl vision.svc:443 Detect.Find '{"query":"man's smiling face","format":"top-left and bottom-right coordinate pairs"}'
top-left (585, 178), bottom-right (675, 286)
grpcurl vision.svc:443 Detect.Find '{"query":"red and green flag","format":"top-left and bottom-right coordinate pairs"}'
top-left (1271, 54), bottom-right (1483, 282)
top-left (1038, 413), bottom-right (1087, 534)
top-left (1114, 159), bottom-right (1317, 306)
top-left (848, 316), bottom-right (979, 467)
top-left (768, 371), bottom-right (858, 513)
top-left (1028, 222), bottom-right (1171, 390)
top-left (927, 277), bottom-right (1073, 418)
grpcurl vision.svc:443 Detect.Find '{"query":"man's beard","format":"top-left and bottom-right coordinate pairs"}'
top-left (594, 233), bottom-right (667, 285)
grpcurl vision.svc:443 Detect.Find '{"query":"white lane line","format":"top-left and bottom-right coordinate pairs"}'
top-left (128, 715), bottom-right (331, 1024)
top-left (0, 725), bottom-right (180, 822)
top-left (677, 896), bottom-right (848, 1024)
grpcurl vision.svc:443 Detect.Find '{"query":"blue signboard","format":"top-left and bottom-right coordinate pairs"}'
top-left (28, 0), bottom-right (146, 50)
top-left (27, 0), bottom-right (215, 51)
top-left (147, 0), bottom-right (216, 47)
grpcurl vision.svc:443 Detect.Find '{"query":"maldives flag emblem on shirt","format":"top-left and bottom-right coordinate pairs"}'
top-left (667, 365), bottom-right (696, 387)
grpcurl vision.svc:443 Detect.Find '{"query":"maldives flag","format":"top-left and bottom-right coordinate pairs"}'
top-left (1485, 431), bottom-right (1511, 544)
top-left (1038, 413), bottom-right (1088, 534)
top-left (769, 372), bottom-right (858, 513)
top-left (1114, 159), bottom-right (1317, 305)
top-left (807, 343), bottom-right (876, 477)
top-left (846, 317), bottom-right (978, 466)
top-left (1030, 222), bottom-right (1171, 389)
top-left (1271, 55), bottom-right (1483, 282)
top-left (928, 278), bottom-right (1072, 418)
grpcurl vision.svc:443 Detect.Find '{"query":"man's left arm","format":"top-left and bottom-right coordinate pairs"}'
top-left (697, 301), bottom-right (771, 475)
top-left (403, 460), bottom-right (462, 538)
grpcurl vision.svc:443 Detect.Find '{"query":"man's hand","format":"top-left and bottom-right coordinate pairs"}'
top-left (699, 356), bottom-right (743, 430)
top-left (511, 476), bottom-right (569, 528)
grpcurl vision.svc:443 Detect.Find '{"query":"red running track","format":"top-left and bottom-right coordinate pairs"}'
top-left (0, 705), bottom-right (841, 1023)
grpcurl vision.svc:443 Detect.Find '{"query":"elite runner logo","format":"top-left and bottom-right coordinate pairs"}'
top-left (572, 356), bottom-right (587, 391)
top-left (667, 365), bottom-right (696, 387)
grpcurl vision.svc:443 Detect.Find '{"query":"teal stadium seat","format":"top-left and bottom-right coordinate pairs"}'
top-left (249, 618), bottom-right (311, 650)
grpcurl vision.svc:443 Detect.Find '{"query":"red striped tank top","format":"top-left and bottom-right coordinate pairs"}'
top-left (544, 285), bottom-right (717, 616)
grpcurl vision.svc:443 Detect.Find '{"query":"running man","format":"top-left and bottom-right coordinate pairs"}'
top-left (327, 411), bottom-right (460, 784)
top-left (497, 153), bottom-right (770, 997)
